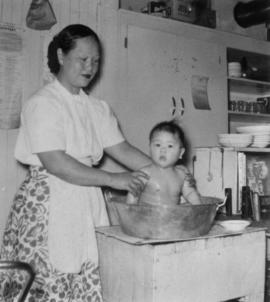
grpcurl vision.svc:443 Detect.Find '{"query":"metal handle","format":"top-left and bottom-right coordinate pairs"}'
top-left (0, 261), bottom-right (35, 302)
top-left (216, 195), bottom-right (228, 211)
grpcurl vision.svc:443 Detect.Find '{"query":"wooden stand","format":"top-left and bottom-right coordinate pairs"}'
top-left (266, 234), bottom-right (270, 300)
top-left (96, 226), bottom-right (266, 302)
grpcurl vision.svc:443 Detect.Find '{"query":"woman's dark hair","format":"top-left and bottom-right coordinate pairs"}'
top-left (47, 24), bottom-right (102, 75)
top-left (149, 121), bottom-right (186, 147)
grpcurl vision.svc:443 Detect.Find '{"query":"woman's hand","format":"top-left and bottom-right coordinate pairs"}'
top-left (110, 170), bottom-right (149, 197)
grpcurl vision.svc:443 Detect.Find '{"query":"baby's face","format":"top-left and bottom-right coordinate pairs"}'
top-left (149, 131), bottom-right (184, 168)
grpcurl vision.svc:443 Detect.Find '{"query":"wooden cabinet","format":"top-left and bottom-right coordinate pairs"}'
top-left (116, 10), bottom-right (227, 166)
top-left (113, 10), bottom-right (270, 171)
top-left (97, 225), bottom-right (266, 302)
top-left (227, 48), bottom-right (270, 133)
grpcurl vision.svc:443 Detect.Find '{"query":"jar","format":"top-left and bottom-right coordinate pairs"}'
top-left (237, 100), bottom-right (245, 112)
top-left (229, 100), bottom-right (237, 111)
top-left (257, 98), bottom-right (268, 113)
top-left (245, 102), bottom-right (252, 113)
top-left (252, 102), bottom-right (259, 113)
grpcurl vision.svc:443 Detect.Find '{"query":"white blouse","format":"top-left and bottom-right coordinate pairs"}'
top-left (15, 79), bottom-right (124, 165)
top-left (14, 79), bottom-right (125, 273)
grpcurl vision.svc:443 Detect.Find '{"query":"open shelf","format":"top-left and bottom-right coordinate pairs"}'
top-left (227, 47), bottom-right (270, 82)
top-left (227, 48), bottom-right (270, 134)
top-left (235, 147), bottom-right (270, 153)
top-left (228, 77), bottom-right (270, 95)
top-left (228, 111), bottom-right (270, 123)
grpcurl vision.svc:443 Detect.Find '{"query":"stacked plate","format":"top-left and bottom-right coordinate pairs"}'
top-left (236, 124), bottom-right (270, 148)
top-left (218, 133), bottom-right (253, 148)
top-left (228, 62), bottom-right (241, 78)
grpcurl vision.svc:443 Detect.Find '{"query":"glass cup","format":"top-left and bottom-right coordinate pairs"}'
top-left (237, 100), bottom-right (245, 112)
top-left (245, 102), bottom-right (252, 113)
top-left (252, 102), bottom-right (259, 113)
top-left (229, 100), bottom-right (236, 111)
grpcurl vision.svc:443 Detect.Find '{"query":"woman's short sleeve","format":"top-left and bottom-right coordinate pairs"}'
top-left (98, 100), bottom-right (125, 148)
top-left (23, 97), bottom-right (66, 153)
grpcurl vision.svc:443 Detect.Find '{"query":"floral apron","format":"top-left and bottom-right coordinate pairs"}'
top-left (0, 166), bottom-right (103, 302)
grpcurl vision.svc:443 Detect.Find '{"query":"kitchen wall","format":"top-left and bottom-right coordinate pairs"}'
top-left (0, 0), bottom-right (267, 240)
top-left (0, 0), bottom-right (109, 240)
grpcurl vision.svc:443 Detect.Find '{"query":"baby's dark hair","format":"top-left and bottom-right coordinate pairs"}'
top-left (149, 121), bottom-right (186, 147)
top-left (47, 24), bottom-right (102, 75)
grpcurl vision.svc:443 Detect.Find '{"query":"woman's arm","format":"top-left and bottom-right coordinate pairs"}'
top-left (37, 150), bottom-right (148, 196)
top-left (104, 140), bottom-right (151, 171)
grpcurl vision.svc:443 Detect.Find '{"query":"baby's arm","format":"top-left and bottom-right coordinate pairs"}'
top-left (182, 186), bottom-right (201, 205)
top-left (177, 166), bottom-right (201, 205)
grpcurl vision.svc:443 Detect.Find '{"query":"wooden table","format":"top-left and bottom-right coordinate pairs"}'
top-left (96, 224), bottom-right (266, 302)
top-left (251, 220), bottom-right (270, 301)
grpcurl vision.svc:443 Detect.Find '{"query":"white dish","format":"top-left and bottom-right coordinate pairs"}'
top-left (237, 124), bottom-right (270, 134)
top-left (218, 220), bottom-right (251, 232)
top-left (228, 62), bottom-right (241, 77)
top-left (251, 133), bottom-right (270, 147)
top-left (252, 133), bottom-right (270, 137)
top-left (253, 137), bottom-right (270, 141)
top-left (251, 142), bottom-right (269, 148)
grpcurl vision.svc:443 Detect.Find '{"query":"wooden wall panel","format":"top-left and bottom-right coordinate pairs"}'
top-left (52, 0), bottom-right (71, 31)
top-left (1, 0), bottom-right (13, 22)
top-left (79, 0), bottom-right (92, 26)
top-left (0, 0), bottom-right (101, 241)
top-left (0, 130), bottom-right (8, 239)
top-left (10, 0), bottom-right (24, 25)
top-left (70, 0), bottom-right (80, 24)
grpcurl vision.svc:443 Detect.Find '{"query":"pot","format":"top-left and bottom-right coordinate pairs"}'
top-left (109, 196), bottom-right (225, 240)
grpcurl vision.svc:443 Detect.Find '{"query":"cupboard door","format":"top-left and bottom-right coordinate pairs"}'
top-left (118, 25), bottom-right (179, 153)
top-left (118, 24), bottom-right (227, 165)
top-left (175, 36), bottom-right (228, 162)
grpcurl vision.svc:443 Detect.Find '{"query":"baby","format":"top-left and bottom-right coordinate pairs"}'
top-left (127, 121), bottom-right (201, 205)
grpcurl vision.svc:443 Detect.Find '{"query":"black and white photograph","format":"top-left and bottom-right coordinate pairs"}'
top-left (0, 0), bottom-right (270, 301)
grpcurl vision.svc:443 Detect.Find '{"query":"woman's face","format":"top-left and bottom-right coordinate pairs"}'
top-left (57, 36), bottom-right (100, 94)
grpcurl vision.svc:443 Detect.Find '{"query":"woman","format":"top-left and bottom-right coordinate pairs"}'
top-left (0, 24), bottom-right (150, 301)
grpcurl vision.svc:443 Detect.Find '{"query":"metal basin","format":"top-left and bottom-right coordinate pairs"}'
top-left (110, 196), bottom-right (223, 240)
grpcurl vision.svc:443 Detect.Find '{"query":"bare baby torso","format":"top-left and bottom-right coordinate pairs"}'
top-left (139, 164), bottom-right (186, 205)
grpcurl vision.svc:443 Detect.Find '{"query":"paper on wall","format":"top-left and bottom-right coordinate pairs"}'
top-left (0, 23), bottom-right (23, 129)
top-left (191, 74), bottom-right (211, 110)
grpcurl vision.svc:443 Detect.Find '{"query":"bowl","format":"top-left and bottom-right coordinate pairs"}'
top-left (108, 196), bottom-right (223, 240)
top-left (217, 133), bottom-right (253, 148)
top-left (218, 219), bottom-right (251, 232)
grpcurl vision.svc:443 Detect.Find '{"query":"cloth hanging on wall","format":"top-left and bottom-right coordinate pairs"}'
top-left (26, 0), bottom-right (57, 30)
top-left (0, 23), bottom-right (23, 129)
